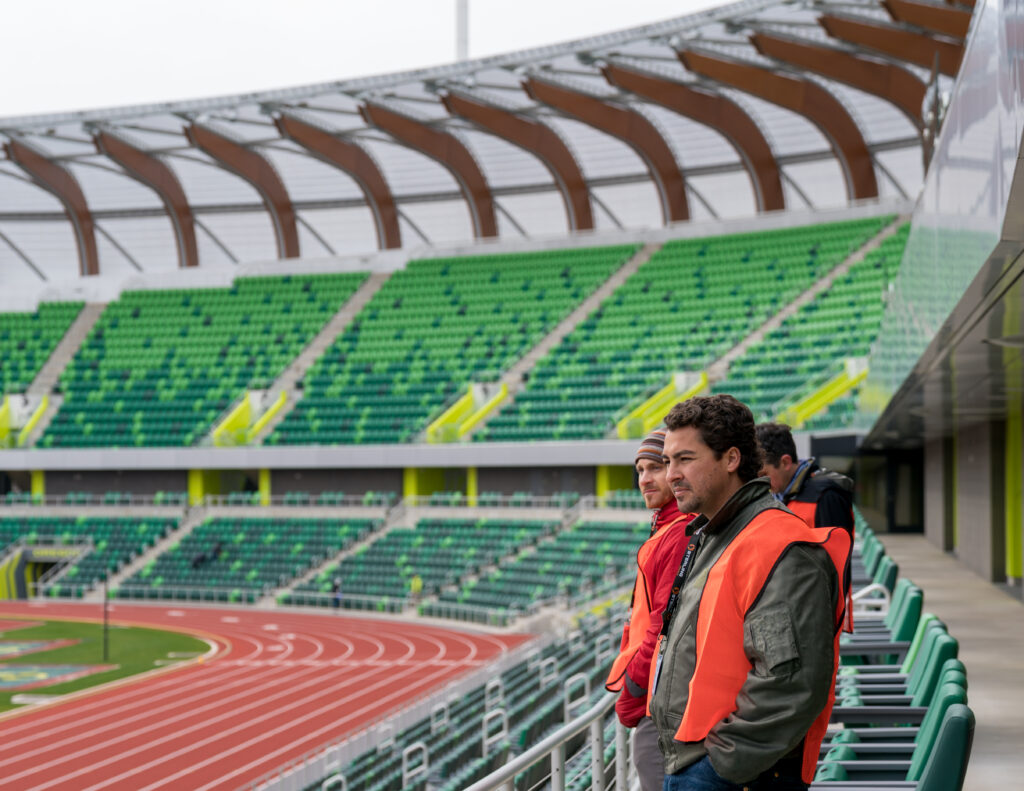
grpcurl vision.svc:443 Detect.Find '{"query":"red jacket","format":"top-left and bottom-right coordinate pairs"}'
top-left (606, 499), bottom-right (695, 726)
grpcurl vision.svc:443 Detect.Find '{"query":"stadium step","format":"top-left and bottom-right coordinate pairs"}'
top-left (19, 303), bottom-right (107, 449)
top-left (90, 504), bottom-right (205, 601)
top-left (262, 500), bottom-right (404, 606)
top-left (239, 271), bottom-right (390, 446)
top-left (461, 242), bottom-right (662, 442)
top-left (26, 302), bottom-right (106, 398)
top-left (706, 215), bottom-right (909, 382)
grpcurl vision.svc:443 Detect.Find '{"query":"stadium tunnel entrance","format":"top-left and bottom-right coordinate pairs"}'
top-left (0, 542), bottom-right (89, 599)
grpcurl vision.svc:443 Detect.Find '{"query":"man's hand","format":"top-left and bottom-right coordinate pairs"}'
top-left (615, 675), bottom-right (647, 727)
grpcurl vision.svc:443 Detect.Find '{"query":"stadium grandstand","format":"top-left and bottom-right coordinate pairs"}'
top-left (0, 0), bottom-right (1020, 787)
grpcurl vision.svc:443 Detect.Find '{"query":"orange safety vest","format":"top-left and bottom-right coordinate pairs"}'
top-left (787, 499), bottom-right (855, 634)
top-left (605, 511), bottom-right (692, 692)
top-left (670, 510), bottom-right (851, 784)
top-left (785, 500), bottom-right (817, 527)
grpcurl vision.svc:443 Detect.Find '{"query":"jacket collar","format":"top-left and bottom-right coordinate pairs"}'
top-left (652, 498), bottom-right (683, 532)
top-left (780, 457), bottom-right (817, 502)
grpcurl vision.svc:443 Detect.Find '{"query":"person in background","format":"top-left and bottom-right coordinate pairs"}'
top-left (605, 429), bottom-right (696, 791)
top-left (650, 396), bottom-right (850, 791)
top-left (755, 422), bottom-right (854, 537)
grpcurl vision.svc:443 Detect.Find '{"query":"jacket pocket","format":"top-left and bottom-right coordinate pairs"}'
top-left (745, 602), bottom-right (800, 676)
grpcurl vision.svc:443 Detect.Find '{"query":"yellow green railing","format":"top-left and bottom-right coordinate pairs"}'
top-left (616, 372), bottom-right (708, 440)
top-left (0, 397), bottom-right (11, 449)
top-left (426, 383), bottom-right (508, 443)
top-left (247, 391), bottom-right (287, 443)
top-left (212, 395), bottom-right (253, 447)
top-left (776, 358), bottom-right (868, 428)
top-left (211, 391), bottom-right (287, 447)
top-left (17, 396), bottom-right (49, 448)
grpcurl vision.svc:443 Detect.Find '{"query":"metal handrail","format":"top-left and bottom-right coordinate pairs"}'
top-left (462, 692), bottom-right (627, 791)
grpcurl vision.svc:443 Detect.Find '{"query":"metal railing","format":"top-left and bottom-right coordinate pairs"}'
top-left (463, 692), bottom-right (629, 791)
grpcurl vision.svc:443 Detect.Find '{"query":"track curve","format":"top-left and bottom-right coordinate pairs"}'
top-left (0, 601), bottom-right (530, 790)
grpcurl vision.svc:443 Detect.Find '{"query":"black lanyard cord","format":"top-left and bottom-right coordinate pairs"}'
top-left (659, 523), bottom-right (706, 636)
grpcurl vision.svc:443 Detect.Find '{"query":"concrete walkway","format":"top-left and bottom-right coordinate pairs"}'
top-left (879, 534), bottom-right (1024, 791)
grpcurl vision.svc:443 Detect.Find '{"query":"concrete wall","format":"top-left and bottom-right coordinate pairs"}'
top-left (476, 466), bottom-right (597, 496)
top-left (954, 420), bottom-right (1006, 581)
top-left (45, 469), bottom-right (188, 496)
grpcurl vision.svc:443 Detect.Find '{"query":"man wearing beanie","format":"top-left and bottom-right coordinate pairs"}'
top-left (605, 429), bottom-right (696, 791)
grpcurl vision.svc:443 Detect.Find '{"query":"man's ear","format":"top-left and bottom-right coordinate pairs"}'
top-left (725, 446), bottom-right (741, 473)
top-left (781, 454), bottom-right (795, 469)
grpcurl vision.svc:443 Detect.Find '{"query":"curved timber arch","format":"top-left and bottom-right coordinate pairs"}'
top-left (749, 32), bottom-right (928, 131)
top-left (359, 102), bottom-right (498, 239)
top-left (441, 91), bottom-right (594, 232)
top-left (274, 113), bottom-right (402, 249)
top-left (601, 63), bottom-right (784, 213)
top-left (185, 123), bottom-right (300, 259)
top-left (523, 76), bottom-right (689, 224)
top-left (4, 138), bottom-right (99, 276)
top-left (95, 131), bottom-right (199, 268)
top-left (676, 48), bottom-right (879, 202)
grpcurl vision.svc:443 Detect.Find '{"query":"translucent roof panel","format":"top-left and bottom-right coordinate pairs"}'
top-left (636, 103), bottom-right (741, 170)
top-left (781, 159), bottom-right (849, 209)
top-left (0, 0), bottom-right (956, 276)
top-left (67, 159), bottom-right (164, 212)
top-left (257, 141), bottom-right (367, 202)
top-left (449, 124), bottom-right (554, 191)
top-left (542, 116), bottom-right (648, 180)
top-left (399, 198), bottom-right (476, 246)
top-left (688, 170), bottom-right (759, 218)
top-left (355, 135), bottom-right (460, 197)
top-left (494, 191), bottom-right (572, 237)
top-left (95, 216), bottom-right (179, 273)
top-left (196, 210), bottom-right (278, 264)
top-left (592, 182), bottom-right (663, 229)
top-left (163, 152), bottom-right (264, 207)
top-left (0, 166), bottom-right (63, 212)
top-left (297, 207), bottom-right (379, 257)
top-left (0, 220), bottom-right (79, 284)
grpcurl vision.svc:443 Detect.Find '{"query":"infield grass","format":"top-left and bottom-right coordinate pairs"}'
top-left (0, 619), bottom-right (209, 712)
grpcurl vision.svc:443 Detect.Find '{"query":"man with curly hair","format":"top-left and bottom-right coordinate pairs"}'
top-left (648, 395), bottom-right (850, 791)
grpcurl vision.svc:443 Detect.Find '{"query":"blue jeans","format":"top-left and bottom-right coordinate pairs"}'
top-left (663, 756), bottom-right (807, 791)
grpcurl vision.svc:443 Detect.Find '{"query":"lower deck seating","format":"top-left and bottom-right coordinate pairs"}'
top-left (426, 519), bottom-right (648, 617)
top-left (0, 516), bottom-right (177, 597)
top-left (283, 517), bottom-right (557, 608)
top-left (117, 516), bottom-right (380, 602)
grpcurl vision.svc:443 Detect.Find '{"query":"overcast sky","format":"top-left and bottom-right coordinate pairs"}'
top-left (2, 0), bottom-right (719, 119)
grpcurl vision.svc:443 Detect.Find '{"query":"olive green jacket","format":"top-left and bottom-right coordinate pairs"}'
top-left (648, 478), bottom-right (840, 782)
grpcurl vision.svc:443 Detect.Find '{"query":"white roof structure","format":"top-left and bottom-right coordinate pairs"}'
top-left (0, 0), bottom-right (965, 289)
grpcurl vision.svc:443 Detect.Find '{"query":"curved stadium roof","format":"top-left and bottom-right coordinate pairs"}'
top-left (0, 0), bottom-right (966, 288)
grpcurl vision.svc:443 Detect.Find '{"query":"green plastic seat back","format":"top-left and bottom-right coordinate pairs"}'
top-left (913, 703), bottom-right (975, 790)
top-left (900, 613), bottom-right (941, 674)
top-left (909, 632), bottom-right (959, 706)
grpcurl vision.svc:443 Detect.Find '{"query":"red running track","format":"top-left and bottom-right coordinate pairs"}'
top-left (0, 600), bottom-right (530, 791)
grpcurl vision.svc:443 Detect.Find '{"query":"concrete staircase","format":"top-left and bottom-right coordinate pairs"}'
top-left (260, 503), bottom-right (406, 607)
top-left (83, 505), bottom-right (207, 603)
top-left (705, 216), bottom-right (909, 382)
top-left (462, 242), bottom-right (662, 441)
top-left (21, 302), bottom-right (106, 447)
top-left (27, 302), bottom-right (105, 397)
top-left (249, 271), bottom-right (390, 444)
